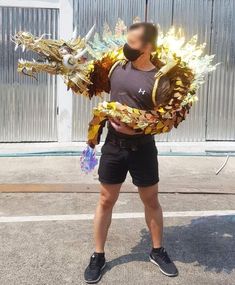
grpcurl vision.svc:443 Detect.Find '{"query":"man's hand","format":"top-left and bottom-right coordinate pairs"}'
top-left (108, 117), bottom-right (144, 135)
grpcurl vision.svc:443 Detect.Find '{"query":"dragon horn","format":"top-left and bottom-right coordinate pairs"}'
top-left (84, 24), bottom-right (96, 42)
top-left (72, 26), bottom-right (78, 40)
top-left (74, 47), bottom-right (87, 60)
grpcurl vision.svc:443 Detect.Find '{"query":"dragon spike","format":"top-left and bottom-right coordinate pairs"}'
top-left (84, 24), bottom-right (96, 43)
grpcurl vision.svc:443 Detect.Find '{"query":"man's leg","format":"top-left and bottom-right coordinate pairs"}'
top-left (84, 137), bottom-right (127, 284)
top-left (94, 137), bottom-right (128, 253)
top-left (138, 182), bottom-right (178, 277)
top-left (137, 182), bottom-right (163, 248)
top-left (93, 182), bottom-right (123, 253)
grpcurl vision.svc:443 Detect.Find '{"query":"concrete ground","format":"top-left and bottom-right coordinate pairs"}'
top-left (0, 155), bottom-right (235, 285)
top-left (0, 155), bottom-right (234, 193)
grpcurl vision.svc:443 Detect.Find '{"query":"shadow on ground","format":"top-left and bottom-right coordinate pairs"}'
top-left (105, 215), bottom-right (235, 274)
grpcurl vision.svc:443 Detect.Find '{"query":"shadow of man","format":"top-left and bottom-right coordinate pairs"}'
top-left (104, 215), bottom-right (235, 275)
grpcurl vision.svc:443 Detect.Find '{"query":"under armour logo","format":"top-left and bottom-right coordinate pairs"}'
top-left (138, 88), bottom-right (146, 95)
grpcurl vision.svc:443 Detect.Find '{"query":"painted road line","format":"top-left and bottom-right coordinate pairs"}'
top-left (0, 210), bottom-right (235, 223)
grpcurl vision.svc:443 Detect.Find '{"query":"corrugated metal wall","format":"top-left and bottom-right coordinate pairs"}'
top-left (0, 1), bottom-right (234, 142)
top-left (206, 0), bottom-right (235, 140)
top-left (72, 0), bottom-right (235, 142)
top-left (0, 7), bottom-right (58, 142)
top-left (72, 0), bottom-right (146, 141)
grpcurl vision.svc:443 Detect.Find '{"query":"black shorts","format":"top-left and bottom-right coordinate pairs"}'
top-left (98, 134), bottom-right (159, 187)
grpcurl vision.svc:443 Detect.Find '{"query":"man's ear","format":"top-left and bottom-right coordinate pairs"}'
top-left (150, 43), bottom-right (156, 52)
top-left (146, 42), bottom-right (153, 53)
top-left (140, 42), bottom-right (151, 55)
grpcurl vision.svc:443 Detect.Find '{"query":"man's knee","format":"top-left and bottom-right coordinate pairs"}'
top-left (138, 184), bottom-right (161, 210)
top-left (99, 184), bottom-right (121, 210)
top-left (144, 195), bottom-right (161, 210)
top-left (99, 194), bottom-right (117, 210)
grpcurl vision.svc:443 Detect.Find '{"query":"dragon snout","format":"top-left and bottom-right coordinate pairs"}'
top-left (62, 54), bottom-right (77, 69)
top-left (62, 48), bottom-right (87, 69)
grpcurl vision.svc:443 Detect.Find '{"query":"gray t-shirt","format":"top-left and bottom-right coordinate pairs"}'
top-left (107, 60), bottom-right (171, 138)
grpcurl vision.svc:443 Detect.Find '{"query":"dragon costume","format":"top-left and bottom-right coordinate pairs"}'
top-left (11, 18), bottom-right (219, 172)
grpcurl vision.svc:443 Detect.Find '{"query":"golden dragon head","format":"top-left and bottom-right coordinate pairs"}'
top-left (11, 25), bottom-right (96, 96)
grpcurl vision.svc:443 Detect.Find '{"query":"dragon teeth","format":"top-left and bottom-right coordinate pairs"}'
top-left (19, 58), bottom-right (27, 64)
top-left (14, 44), bottom-right (19, 51)
top-left (22, 45), bottom-right (26, 52)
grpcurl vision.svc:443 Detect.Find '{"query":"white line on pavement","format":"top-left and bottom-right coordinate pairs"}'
top-left (0, 210), bottom-right (234, 223)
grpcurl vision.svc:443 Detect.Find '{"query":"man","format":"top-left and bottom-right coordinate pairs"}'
top-left (84, 22), bottom-right (178, 284)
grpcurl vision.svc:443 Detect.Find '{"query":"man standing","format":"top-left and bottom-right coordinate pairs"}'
top-left (84, 22), bottom-right (178, 283)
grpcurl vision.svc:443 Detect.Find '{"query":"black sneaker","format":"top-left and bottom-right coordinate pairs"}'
top-left (84, 252), bottom-right (106, 284)
top-left (149, 247), bottom-right (178, 277)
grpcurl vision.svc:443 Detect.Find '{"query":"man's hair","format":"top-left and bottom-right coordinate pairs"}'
top-left (128, 22), bottom-right (158, 50)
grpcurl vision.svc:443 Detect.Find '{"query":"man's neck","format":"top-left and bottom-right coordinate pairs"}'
top-left (131, 53), bottom-right (155, 71)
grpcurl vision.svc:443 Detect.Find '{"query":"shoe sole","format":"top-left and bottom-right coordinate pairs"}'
top-left (149, 256), bottom-right (178, 277)
top-left (84, 262), bottom-right (107, 284)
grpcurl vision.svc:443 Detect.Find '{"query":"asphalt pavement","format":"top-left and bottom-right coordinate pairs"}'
top-left (0, 155), bottom-right (234, 285)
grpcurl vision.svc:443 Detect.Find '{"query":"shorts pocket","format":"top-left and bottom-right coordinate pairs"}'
top-left (101, 141), bottom-right (120, 155)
